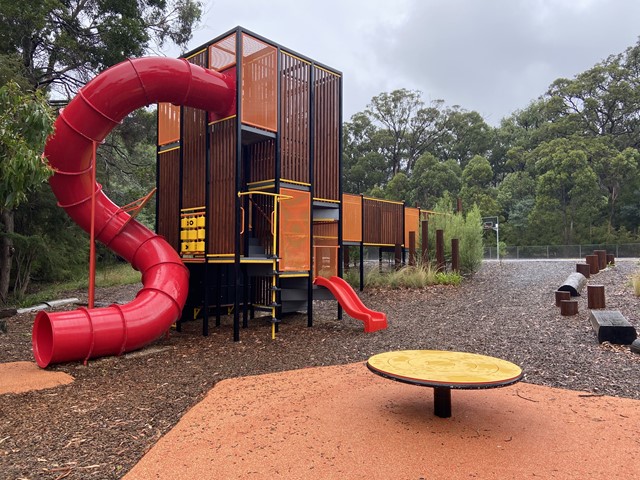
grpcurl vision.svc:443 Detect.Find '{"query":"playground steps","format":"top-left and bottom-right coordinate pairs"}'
top-left (280, 277), bottom-right (308, 314)
top-left (589, 310), bottom-right (637, 344)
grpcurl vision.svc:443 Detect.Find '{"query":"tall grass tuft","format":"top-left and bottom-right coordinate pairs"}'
top-left (632, 272), bottom-right (640, 296)
top-left (351, 261), bottom-right (461, 289)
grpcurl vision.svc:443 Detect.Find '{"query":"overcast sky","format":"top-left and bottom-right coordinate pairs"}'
top-left (166, 0), bottom-right (640, 126)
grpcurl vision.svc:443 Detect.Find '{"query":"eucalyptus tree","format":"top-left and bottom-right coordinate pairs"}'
top-left (364, 89), bottom-right (447, 177)
top-left (408, 153), bottom-right (461, 209)
top-left (459, 155), bottom-right (498, 216)
top-left (0, 82), bottom-right (54, 302)
top-left (0, 0), bottom-right (203, 94)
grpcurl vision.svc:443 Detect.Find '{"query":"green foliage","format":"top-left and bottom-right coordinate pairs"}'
top-left (0, 82), bottom-right (54, 209)
top-left (99, 109), bottom-right (158, 229)
top-left (426, 202), bottom-right (484, 273)
top-left (0, 0), bottom-right (203, 92)
top-left (13, 187), bottom-right (88, 283)
top-left (459, 155), bottom-right (498, 216)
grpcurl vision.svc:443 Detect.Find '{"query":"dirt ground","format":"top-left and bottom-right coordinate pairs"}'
top-left (1, 259), bottom-right (639, 479)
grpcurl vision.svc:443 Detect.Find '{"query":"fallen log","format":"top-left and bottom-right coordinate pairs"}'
top-left (557, 272), bottom-right (587, 297)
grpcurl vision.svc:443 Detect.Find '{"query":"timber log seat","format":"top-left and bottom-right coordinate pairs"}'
top-left (589, 310), bottom-right (637, 345)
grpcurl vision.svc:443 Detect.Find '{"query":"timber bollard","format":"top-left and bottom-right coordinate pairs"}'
top-left (606, 253), bottom-right (615, 266)
top-left (594, 250), bottom-right (607, 270)
top-left (587, 285), bottom-right (605, 309)
top-left (585, 255), bottom-right (600, 275)
top-left (560, 299), bottom-right (578, 316)
top-left (576, 263), bottom-right (590, 278)
top-left (555, 290), bottom-right (571, 307)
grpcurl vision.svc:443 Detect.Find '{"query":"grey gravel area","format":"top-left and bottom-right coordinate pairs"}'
top-left (0, 259), bottom-right (639, 479)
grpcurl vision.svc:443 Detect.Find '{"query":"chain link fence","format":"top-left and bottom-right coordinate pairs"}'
top-left (484, 243), bottom-right (640, 260)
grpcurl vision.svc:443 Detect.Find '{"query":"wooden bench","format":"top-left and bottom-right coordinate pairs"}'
top-left (589, 310), bottom-right (637, 344)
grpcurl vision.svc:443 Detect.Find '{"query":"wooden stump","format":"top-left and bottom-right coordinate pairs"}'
top-left (575, 263), bottom-right (590, 278)
top-left (606, 253), bottom-right (615, 266)
top-left (557, 272), bottom-right (587, 296)
top-left (587, 285), bottom-right (605, 309)
top-left (555, 290), bottom-right (571, 307)
top-left (560, 300), bottom-right (578, 316)
top-left (594, 250), bottom-right (607, 270)
top-left (585, 254), bottom-right (600, 274)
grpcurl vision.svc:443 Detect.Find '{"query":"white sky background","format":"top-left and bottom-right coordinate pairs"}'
top-left (164, 0), bottom-right (640, 126)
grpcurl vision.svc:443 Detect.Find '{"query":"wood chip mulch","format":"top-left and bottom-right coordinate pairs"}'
top-left (0, 260), bottom-right (639, 479)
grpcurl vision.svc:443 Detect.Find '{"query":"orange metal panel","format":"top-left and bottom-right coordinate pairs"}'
top-left (313, 221), bottom-right (338, 279)
top-left (342, 193), bottom-right (362, 243)
top-left (242, 34), bottom-right (277, 132)
top-left (157, 102), bottom-right (180, 146)
top-left (209, 33), bottom-right (236, 71)
top-left (279, 187), bottom-right (311, 271)
top-left (404, 207), bottom-right (420, 247)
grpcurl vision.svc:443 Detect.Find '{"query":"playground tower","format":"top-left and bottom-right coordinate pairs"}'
top-left (156, 27), bottom-right (343, 338)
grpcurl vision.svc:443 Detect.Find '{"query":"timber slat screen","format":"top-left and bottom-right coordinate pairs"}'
top-left (208, 118), bottom-right (236, 254)
top-left (363, 198), bottom-right (403, 246)
top-left (181, 50), bottom-right (208, 209)
top-left (313, 67), bottom-right (340, 201)
top-left (157, 148), bottom-right (181, 251)
top-left (280, 52), bottom-right (310, 184)
top-left (248, 139), bottom-right (275, 184)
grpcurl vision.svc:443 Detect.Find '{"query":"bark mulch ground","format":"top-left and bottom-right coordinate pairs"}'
top-left (1, 260), bottom-right (639, 479)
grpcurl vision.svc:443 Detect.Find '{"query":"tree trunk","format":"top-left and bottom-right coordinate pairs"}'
top-left (0, 209), bottom-right (15, 304)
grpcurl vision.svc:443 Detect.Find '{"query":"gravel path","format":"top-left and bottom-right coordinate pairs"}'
top-left (0, 259), bottom-right (639, 479)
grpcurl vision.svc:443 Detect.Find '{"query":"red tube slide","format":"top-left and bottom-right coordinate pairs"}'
top-left (313, 276), bottom-right (388, 333)
top-left (32, 57), bottom-right (236, 368)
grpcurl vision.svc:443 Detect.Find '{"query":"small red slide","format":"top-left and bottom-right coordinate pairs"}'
top-left (313, 276), bottom-right (387, 333)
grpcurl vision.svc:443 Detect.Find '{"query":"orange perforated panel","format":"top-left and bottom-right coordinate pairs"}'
top-left (158, 102), bottom-right (180, 146)
top-left (342, 194), bottom-right (362, 242)
top-left (279, 187), bottom-right (311, 271)
top-left (242, 34), bottom-right (277, 132)
top-left (209, 33), bottom-right (236, 71)
top-left (313, 221), bottom-right (338, 279)
top-left (404, 207), bottom-right (419, 247)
